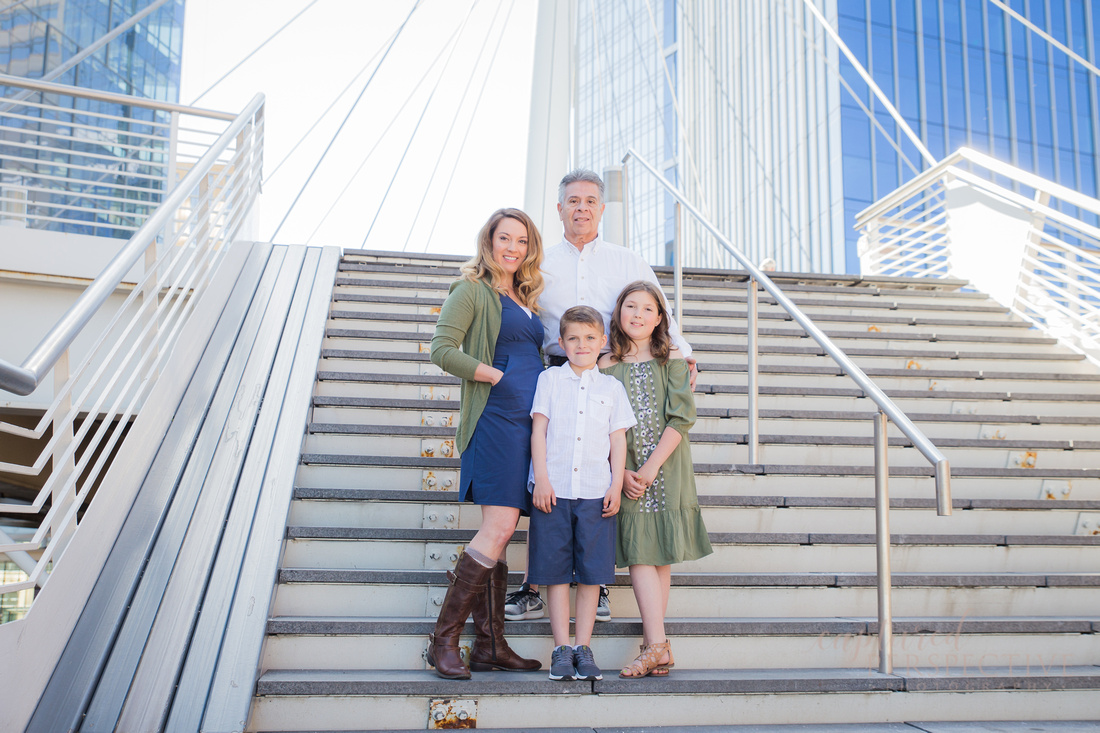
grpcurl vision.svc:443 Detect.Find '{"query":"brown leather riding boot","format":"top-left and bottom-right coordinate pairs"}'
top-left (426, 552), bottom-right (493, 679)
top-left (469, 561), bottom-right (542, 671)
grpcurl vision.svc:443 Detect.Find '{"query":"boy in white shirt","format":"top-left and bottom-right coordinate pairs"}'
top-left (529, 305), bottom-right (637, 681)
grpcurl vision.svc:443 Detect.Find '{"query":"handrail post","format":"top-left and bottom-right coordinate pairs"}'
top-left (747, 276), bottom-right (759, 464)
top-left (874, 409), bottom-right (893, 674)
top-left (674, 202), bottom-right (683, 319)
top-left (50, 351), bottom-right (76, 566)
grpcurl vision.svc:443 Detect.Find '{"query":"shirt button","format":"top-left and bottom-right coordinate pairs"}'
top-left (577, 437), bottom-right (581, 441)
top-left (574, 467), bottom-right (579, 472)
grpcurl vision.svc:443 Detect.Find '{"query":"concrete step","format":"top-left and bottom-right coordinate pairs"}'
top-left (328, 310), bottom-right (1039, 343)
top-left (307, 406), bottom-right (1100, 441)
top-left (311, 379), bottom-right (1100, 419)
top-left (327, 306), bottom-right (1036, 337)
top-left (328, 287), bottom-right (1018, 322)
top-left (318, 344), bottom-right (1094, 376)
top-left (272, 569), bottom-right (1100, 619)
top-left (281, 533), bottom-right (1100, 574)
top-left (301, 435), bottom-right (1100, 470)
top-left (293, 463), bottom-right (1100, 501)
top-left (259, 616), bottom-right (1100, 672)
top-left (286, 491), bottom-right (1100, 533)
top-left (322, 324), bottom-right (1067, 359)
top-left (313, 363), bottom-right (1100, 397)
top-left (249, 666), bottom-right (1100, 731)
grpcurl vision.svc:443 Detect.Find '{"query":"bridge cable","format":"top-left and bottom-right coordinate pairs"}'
top-left (266, 24), bottom-right (401, 184)
top-left (271, 0), bottom-right (422, 241)
top-left (189, 0), bottom-right (320, 106)
top-left (421, 0), bottom-right (516, 252)
top-left (362, 1), bottom-right (485, 247)
top-left (400, 0), bottom-right (507, 252)
top-left (986, 0), bottom-right (1100, 80)
top-left (304, 3), bottom-right (480, 246)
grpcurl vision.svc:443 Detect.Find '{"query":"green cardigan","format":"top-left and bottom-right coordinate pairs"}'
top-left (430, 278), bottom-right (502, 453)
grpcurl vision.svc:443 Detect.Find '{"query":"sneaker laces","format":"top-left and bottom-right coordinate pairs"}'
top-left (505, 584), bottom-right (536, 605)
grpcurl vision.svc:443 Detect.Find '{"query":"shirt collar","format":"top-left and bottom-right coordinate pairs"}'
top-left (559, 363), bottom-right (599, 381)
top-left (560, 234), bottom-right (603, 256)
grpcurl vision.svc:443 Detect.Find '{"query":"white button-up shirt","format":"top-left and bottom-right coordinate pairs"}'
top-left (529, 364), bottom-right (637, 500)
top-left (540, 236), bottom-right (692, 358)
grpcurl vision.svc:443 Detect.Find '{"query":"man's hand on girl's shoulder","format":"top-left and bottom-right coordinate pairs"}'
top-left (686, 356), bottom-right (699, 391)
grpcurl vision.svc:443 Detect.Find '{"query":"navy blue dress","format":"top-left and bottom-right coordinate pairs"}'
top-left (459, 295), bottom-right (543, 514)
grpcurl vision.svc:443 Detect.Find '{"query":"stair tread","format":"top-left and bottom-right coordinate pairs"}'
top-left (328, 308), bottom-right (1031, 330)
top-left (265, 615), bottom-right (1100, 635)
top-left (306, 422), bottom-right (1100, 450)
top-left (278, 568), bottom-right (1100, 587)
top-left (314, 365), bottom-right (1100, 382)
top-left (285, 526), bottom-right (1100, 546)
top-left (256, 665), bottom-right (1100, 695)
top-left (291, 487), bottom-right (1100, 510)
top-left (296, 453), bottom-right (1100, 478)
top-left (325, 325), bottom-right (1058, 346)
top-left (321, 346), bottom-right (1084, 362)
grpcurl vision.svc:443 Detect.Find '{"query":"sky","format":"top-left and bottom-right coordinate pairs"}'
top-left (179, 0), bottom-right (539, 256)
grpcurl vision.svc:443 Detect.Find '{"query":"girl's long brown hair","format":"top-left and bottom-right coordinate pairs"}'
top-left (460, 208), bottom-right (544, 312)
top-left (608, 280), bottom-right (672, 364)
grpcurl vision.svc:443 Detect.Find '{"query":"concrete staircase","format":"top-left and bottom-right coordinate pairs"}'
top-left (249, 250), bottom-right (1100, 731)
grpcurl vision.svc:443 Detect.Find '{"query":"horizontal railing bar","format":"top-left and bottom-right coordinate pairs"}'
top-left (0, 153), bottom-right (170, 183)
top-left (0, 108), bottom-right (173, 137)
top-left (0, 72), bottom-right (237, 122)
top-left (1, 185), bottom-right (161, 208)
top-left (0, 128), bottom-right (172, 158)
top-left (0, 167), bottom-right (167, 196)
top-left (0, 94), bottom-right (264, 396)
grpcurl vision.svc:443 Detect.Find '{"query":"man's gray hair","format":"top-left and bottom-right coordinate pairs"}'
top-left (558, 169), bottom-right (605, 205)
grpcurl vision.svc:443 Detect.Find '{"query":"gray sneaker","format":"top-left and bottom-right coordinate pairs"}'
top-left (504, 582), bottom-right (545, 621)
top-left (549, 645), bottom-right (576, 681)
top-left (595, 585), bottom-right (611, 622)
top-left (572, 644), bottom-right (603, 680)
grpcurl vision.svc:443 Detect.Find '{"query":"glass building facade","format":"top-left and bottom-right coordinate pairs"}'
top-left (0, 0), bottom-right (185, 236)
top-left (571, 0), bottom-right (1100, 274)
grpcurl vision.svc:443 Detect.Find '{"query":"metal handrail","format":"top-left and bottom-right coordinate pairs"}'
top-left (0, 93), bottom-right (265, 396)
top-left (623, 147), bottom-right (952, 674)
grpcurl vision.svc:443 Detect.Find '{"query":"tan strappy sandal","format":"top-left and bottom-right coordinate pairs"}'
top-left (619, 640), bottom-right (674, 678)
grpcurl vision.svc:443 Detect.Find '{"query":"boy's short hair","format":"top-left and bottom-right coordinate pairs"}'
top-left (559, 305), bottom-right (604, 337)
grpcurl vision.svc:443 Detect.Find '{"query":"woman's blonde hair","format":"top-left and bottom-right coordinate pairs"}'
top-left (460, 208), bottom-right (544, 312)
top-left (608, 280), bottom-right (672, 364)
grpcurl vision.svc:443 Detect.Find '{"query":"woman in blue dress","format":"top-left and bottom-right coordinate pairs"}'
top-left (427, 208), bottom-right (545, 679)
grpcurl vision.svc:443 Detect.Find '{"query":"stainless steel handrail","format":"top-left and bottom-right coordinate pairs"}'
top-left (623, 147), bottom-right (952, 674)
top-left (0, 92), bottom-right (265, 396)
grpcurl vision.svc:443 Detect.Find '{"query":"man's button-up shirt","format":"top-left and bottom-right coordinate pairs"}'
top-left (529, 364), bottom-right (637, 500)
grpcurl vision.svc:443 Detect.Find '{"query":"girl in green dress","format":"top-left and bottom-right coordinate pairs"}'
top-left (598, 280), bottom-right (712, 678)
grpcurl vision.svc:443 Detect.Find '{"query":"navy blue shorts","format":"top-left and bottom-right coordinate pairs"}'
top-left (527, 497), bottom-right (616, 586)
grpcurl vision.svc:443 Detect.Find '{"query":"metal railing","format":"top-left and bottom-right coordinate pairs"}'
top-left (856, 147), bottom-right (1100, 365)
top-left (0, 72), bottom-right (235, 238)
top-left (622, 148), bottom-right (952, 674)
top-left (0, 76), bottom-right (264, 609)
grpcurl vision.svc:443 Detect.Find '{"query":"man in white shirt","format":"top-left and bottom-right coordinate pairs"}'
top-left (538, 169), bottom-right (698, 386)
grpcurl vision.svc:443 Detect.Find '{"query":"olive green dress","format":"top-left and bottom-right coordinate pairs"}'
top-left (602, 358), bottom-right (712, 567)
